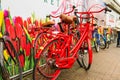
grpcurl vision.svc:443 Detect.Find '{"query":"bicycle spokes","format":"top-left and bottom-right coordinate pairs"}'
top-left (33, 39), bottom-right (63, 80)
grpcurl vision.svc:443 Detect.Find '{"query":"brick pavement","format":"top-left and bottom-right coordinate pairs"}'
top-left (23, 43), bottom-right (120, 80)
top-left (57, 43), bottom-right (120, 80)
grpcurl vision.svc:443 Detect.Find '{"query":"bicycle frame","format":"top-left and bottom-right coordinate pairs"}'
top-left (57, 7), bottom-right (107, 67)
top-left (53, 14), bottom-right (93, 69)
top-left (0, 36), bottom-right (23, 80)
top-left (33, 13), bottom-right (94, 80)
top-left (34, 5), bottom-right (109, 80)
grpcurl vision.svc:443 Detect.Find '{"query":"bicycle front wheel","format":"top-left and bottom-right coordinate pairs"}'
top-left (106, 34), bottom-right (110, 49)
top-left (94, 40), bottom-right (99, 52)
top-left (2, 38), bottom-right (22, 80)
top-left (33, 38), bottom-right (65, 80)
top-left (100, 35), bottom-right (106, 49)
top-left (80, 40), bottom-right (92, 71)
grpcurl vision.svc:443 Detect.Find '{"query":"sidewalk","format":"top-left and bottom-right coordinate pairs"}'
top-left (57, 43), bottom-right (120, 80)
top-left (23, 43), bottom-right (120, 80)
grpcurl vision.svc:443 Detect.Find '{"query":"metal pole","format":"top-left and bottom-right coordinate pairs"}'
top-left (0, 0), bottom-right (1, 10)
top-left (0, 40), bottom-right (4, 66)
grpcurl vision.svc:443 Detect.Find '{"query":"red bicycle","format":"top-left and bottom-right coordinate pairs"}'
top-left (33, 5), bottom-right (110, 80)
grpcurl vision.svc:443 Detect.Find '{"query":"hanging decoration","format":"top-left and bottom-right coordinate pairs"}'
top-left (51, 0), bottom-right (83, 16)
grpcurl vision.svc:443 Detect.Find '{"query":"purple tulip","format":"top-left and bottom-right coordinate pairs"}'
top-left (4, 9), bottom-right (9, 18)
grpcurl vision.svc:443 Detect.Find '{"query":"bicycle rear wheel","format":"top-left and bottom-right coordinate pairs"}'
top-left (34, 32), bottom-right (51, 59)
top-left (0, 38), bottom-right (9, 80)
top-left (33, 38), bottom-right (64, 80)
top-left (2, 38), bottom-right (22, 80)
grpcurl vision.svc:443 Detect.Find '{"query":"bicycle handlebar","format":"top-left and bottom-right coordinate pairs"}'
top-left (76, 7), bottom-right (111, 14)
top-left (50, 5), bottom-right (76, 18)
top-left (105, 7), bottom-right (111, 13)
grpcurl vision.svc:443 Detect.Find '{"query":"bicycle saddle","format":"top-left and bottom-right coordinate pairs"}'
top-left (60, 14), bottom-right (77, 24)
top-left (42, 20), bottom-right (55, 27)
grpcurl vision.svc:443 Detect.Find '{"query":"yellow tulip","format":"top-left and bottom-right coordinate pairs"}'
top-left (4, 49), bottom-right (10, 61)
top-left (0, 32), bottom-right (2, 38)
top-left (0, 11), bottom-right (4, 28)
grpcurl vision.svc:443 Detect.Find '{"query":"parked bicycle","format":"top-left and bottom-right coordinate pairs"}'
top-left (33, 4), bottom-right (111, 80)
top-left (92, 26), bottom-right (107, 52)
top-left (0, 33), bottom-right (22, 80)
